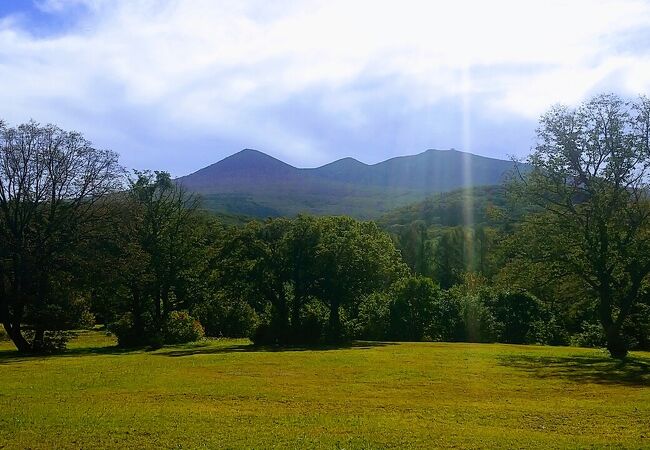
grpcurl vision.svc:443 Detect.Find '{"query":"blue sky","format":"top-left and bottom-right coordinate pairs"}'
top-left (1, 0), bottom-right (649, 176)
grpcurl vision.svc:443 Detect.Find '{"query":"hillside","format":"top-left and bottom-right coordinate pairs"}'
top-left (377, 185), bottom-right (509, 229)
top-left (177, 149), bottom-right (517, 218)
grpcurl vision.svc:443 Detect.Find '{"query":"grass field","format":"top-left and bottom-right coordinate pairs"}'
top-left (0, 332), bottom-right (648, 449)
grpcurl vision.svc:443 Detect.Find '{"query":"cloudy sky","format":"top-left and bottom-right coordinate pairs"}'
top-left (1, 0), bottom-right (649, 175)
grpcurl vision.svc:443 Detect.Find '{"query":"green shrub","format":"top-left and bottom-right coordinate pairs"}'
top-left (352, 292), bottom-right (390, 340)
top-left (431, 291), bottom-right (464, 342)
top-left (570, 322), bottom-right (606, 348)
top-left (108, 312), bottom-right (160, 348)
top-left (623, 302), bottom-right (650, 351)
top-left (108, 313), bottom-right (141, 347)
top-left (455, 291), bottom-right (500, 343)
top-left (192, 297), bottom-right (257, 338)
top-left (22, 330), bottom-right (75, 353)
top-left (251, 322), bottom-right (276, 346)
top-left (527, 315), bottom-right (569, 346)
top-left (0, 327), bottom-right (9, 342)
top-left (164, 311), bottom-right (204, 344)
top-left (486, 291), bottom-right (546, 344)
top-left (295, 300), bottom-right (329, 344)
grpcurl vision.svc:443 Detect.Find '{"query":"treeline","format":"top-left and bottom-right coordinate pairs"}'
top-left (2, 94), bottom-right (650, 359)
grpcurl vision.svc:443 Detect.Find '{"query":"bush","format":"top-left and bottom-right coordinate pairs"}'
top-left (431, 292), bottom-right (464, 342)
top-left (623, 302), bottom-right (650, 351)
top-left (0, 327), bottom-right (8, 342)
top-left (570, 321), bottom-right (606, 348)
top-left (108, 312), bottom-right (160, 348)
top-left (163, 311), bottom-right (204, 344)
top-left (487, 291), bottom-right (546, 344)
top-left (108, 313), bottom-right (143, 347)
top-left (250, 322), bottom-right (276, 346)
top-left (527, 314), bottom-right (569, 346)
top-left (192, 296), bottom-right (257, 338)
top-left (23, 330), bottom-right (75, 353)
top-left (453, 290), bottom-right (500, 343)
top-left (295, 300), bottom-right (329, 344)
top-left (352, 292), bottom-right (390, 340)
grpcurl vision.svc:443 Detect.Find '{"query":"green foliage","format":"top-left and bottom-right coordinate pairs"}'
top-left (379, 185), bottom-right (509, 229)
top-left (163, 311), bottom-right (205, 345)
top-left (623, 301), bottom-right (650, 350)
top-left (108, 313), bottom-right (157, 348)
top-left (352, 292), bottom-right (391, 340)
top-left (192, 296), bottom-right (257, 338)
top-left (293, 300), bottom-right (330, 344)
top-left (0, 120), bottom-right (122, 352)
top-left (485, 291), bottom-right (546, 344)
top-left (24, 331), bottom-right (76, 353)
top-left (527, 316), bottom-right (570, 346)
top-left (570, 322), bottom-right (607, 349)
top-left (219, 215), bottom-right (407, 345)
top-left (504, 94), bottom-right (650, 358)
top-left (388, 276), bottom-right (441, 341)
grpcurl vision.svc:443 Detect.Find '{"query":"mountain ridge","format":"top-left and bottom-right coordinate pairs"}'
top-left (177, 148), bottom-right (517, 218)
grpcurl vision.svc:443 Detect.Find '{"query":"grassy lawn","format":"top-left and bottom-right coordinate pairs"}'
top-left (0, 332), bottom-right (648, 449)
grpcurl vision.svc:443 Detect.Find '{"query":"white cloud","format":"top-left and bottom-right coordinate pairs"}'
top-left (0, 0), bottom-right (649, 172)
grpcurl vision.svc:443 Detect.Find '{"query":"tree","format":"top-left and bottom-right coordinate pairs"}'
top-left (388, 276), bottom-right (441, 341)
top-left (217, 216), bottom-right (408, 344)
top-left (313, 217), bottom-right (407, 341)
top-left (129, 171), bottom-right (199, 325)
top-left (0, 120), bottom-right (122, 352)
top-left (217, 219), bottom-right (293, 344)
top-left (101, 170), bottom-right (205, 347)
top-left (486, 291), bottom-right (545, 344)
top-left (509, 94), bottom-right (650, 358)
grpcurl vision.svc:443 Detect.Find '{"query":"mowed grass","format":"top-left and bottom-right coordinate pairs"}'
top-left (0, 332), bottom-right (648, 449)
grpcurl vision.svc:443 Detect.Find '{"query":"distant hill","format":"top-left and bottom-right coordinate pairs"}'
top-left (177, 148), bottom-right (518, 218)
top-left (377, 185), bottom-right (508, 229)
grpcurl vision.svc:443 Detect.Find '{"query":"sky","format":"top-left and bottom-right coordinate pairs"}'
top-left (0, 0), bottom-right (649, 176)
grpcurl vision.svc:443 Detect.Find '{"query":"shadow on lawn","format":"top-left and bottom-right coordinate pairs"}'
top-left (0, 344), bottom-right (143, 365)
top-left (0, 340), bottom-right (395, 364)
top-left (157, 341), bottom-right (396, 358)
top-left (499, 353), bottom-right (650, 387)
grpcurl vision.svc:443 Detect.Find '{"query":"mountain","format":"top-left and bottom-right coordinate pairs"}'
top-left (177, 148), bottom-right (518, 218)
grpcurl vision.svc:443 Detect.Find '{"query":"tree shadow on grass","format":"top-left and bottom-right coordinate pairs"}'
top-left (0, 344), bottom-right (148, 365)
top-left (0, 340), bottom-right (396, 364)
top-left (499, 353), bottom-right (650, 387)
top-left (157, 340), bottom-right (396, 358)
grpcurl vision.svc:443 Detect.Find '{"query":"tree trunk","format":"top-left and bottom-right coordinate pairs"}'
top-left (1, 285), bottom-right (31, 352)
top-left (154, 284), bottom-right (162, 329)
top-left (328, 298), bottom-right (341, 343)
top-left (161, 286), bottom-right (170, 321)
top-left (2, 321), bottom-right (31, 352)
top-left (131, 285), bottom-right (144, 337)
top-left (605, 326), bottom-right (628, 359)
top-left (271, 289), bottom-right (290, 344)
top-left (31, 329), bottom-right (45, 352)
top-left (597, 282), bottom-right (629, 359)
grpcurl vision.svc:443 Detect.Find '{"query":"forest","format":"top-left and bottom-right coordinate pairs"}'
top-left (1, 94), bottom-right (649, 359)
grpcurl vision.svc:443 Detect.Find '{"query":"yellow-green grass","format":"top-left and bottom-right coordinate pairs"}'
top-left (0, 332), bottom-right (648, 449)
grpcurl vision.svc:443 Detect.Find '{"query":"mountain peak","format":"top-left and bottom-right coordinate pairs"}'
top-left (177, 148), bottom-right (517, 218)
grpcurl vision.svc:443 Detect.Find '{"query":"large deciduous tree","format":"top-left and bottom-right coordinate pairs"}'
top-left (0, 120), bottom-right (122, 352)
top-left (509, 94), bottom-right (650, 358)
